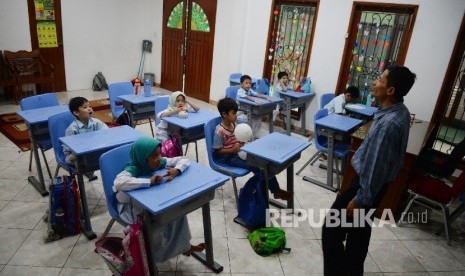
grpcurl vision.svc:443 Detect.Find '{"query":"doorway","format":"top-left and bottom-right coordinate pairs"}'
top-left (161, 0), bottom-right (217, 102)
top-left (27, 0), bottom-right (67, 92)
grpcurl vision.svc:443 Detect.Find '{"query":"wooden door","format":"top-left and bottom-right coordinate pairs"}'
top-left (161, 0), bottom-right (216, 102)
top-left (27, 0), bottom-right (66, 92)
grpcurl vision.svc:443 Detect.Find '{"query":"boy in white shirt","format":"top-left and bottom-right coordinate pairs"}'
top-left (324, 86), bottom-right (360, 114)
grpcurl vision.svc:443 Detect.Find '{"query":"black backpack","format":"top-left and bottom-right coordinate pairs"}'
top-left (92, 72), bottom-right (108, 91)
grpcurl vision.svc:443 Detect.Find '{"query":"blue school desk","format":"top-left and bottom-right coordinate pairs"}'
top-left (163, 109), bottom-right (220, 161)
top-left (17, 105), bottom-right (69, 196)
top-left (345, 103), bottom-right (378, 121)
top-left (303, 114), bottom-right (362, 192)
top-left (241, 132), bottom-right (311, 211)
top-left (279, 90), bottom-right (316, 136)
top-left (117, 93), bottom-right (166, 133)
top-left (126, 162), bottom-right (229, 275)
top-left (60, 125), bottom-right (144, 240)
top-left (238, 96), bottom-right (283, 133)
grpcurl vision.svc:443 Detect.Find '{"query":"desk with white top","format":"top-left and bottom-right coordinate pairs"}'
top-left (238, 96), bottom-right (283, 133)
top-left (241, 132), bottom-right (311, 212)
top-left (60, 126), bottom-right (144, 239)
top-left (17, 105), bottom-right (69, 196)
top-left (303, 114), bottom-right (363, 192)
top-left (278, 90), bottom-right (315, 136)
top-left (344, 103), bottom-right (378, 121)
top-left (127, 162), bottom-right (229, 275)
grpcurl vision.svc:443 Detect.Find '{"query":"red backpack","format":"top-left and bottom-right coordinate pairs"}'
top-left (161, 133), bottom-right (182, 158)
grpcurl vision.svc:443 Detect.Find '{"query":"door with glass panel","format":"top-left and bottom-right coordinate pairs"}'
top-left (161, 0), bottom-right (216, 102)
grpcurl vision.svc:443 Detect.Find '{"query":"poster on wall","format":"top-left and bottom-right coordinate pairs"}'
top-left (35, 0), bottom-right (55, 20)
top-left (37, 21), bottom-right (58, 48)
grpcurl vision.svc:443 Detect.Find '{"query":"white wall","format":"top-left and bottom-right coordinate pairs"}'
top-left (1, 0), bottom-right (464, 126)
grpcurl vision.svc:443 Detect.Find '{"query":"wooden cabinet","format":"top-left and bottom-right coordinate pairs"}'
top-left (340, 120), bottom-right (431, 219)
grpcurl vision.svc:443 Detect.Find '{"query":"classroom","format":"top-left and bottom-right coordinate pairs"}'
top-left (0, 0), bottom-right (464, 275)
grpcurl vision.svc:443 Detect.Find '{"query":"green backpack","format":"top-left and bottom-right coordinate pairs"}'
top-left (247, 227), bottom-right (291, 257)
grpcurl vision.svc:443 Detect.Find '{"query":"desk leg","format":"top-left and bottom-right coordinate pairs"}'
top-left (301, 103), bottom-right (307, 136)
top-left (128, 106), bottom-right (136, 128)
top-left (75, 160), bottom-right (96, 240)
top-left (268, 111), bottom-right (274, 133)
top-left (142, 212), bottom-right (158, 276)
top-left (27, 129), bottom-right (49, 196)
top-left (286, 99), bottom-right (292, 136)
top-left (192, 203), bottom-right (223, 273)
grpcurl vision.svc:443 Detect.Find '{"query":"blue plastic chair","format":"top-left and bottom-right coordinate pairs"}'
top-left (296, 108), bottom-right (350, 187)
top-left (99, 143), bottom-right (132, 238)
top-left (108, 81), bottom-right (133, 119)
top-left (225, 85), bottom-right (241, 100)
top-left (20, 92), bottom-right (59, 179)
top-left (154, 95), bottom-right (198, 161)
top-left (48, 111), bottom-right (77, 177)
top-left (229, 73), bottom-right (242, 86)
top-left (319, 92), bottom-right (335, 109)
top-left (255, 78), bottom-right (270, 95)
top-left (204, 117), bottom-right (251, 205)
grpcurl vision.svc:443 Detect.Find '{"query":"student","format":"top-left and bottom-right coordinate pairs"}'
top-left (236, 75), bottom-right (273, 137)
top-left (155, 91), bottom-right (200, 142)
top-left (113, 136), bottom-right (206, 261)
top-left (213, 97), bottom-right (292, 200)
top-left (64, 96), bottom-right (108, 181)
top-left (274, 71), bottom-right (289, 93)
top-left (324, 86), bottom-right (360, 114)
top-left (322, 66), bottom-right (416, 276)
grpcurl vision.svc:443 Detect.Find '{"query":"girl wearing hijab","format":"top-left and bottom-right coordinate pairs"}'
top-left (113, 136), bottom-right (205, 261)
top-left (155, 91), bottom-right (200, 142)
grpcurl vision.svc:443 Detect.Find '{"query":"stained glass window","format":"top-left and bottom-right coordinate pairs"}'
top-left (191, 2), bottom-right (210, 32)
top-left (167, 2), bottom-right (183, 29)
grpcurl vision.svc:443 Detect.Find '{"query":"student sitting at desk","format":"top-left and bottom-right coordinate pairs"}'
top-left (113, 136), bottom-right (206, 261)
top-left (324, 86), bottom-right (360, 115)
top-left (236, 75), bottom-right (274, 137)
top-left (213, 98), bottom-right (292, 200)
top-left (274, 71), bottom-right (289, 93)
top-left (64, 96), bottom-right (108, 181)
top-left (155, 91), bottom-right (200, 142)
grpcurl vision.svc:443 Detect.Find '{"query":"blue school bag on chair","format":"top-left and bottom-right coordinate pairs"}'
top-left (235, 174), bottom-right (267, 230)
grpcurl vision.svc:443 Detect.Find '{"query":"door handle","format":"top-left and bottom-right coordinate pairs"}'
top-left (180, 44), bottom-right (184, 57)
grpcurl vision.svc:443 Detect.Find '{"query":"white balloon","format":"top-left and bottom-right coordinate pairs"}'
top-left (235, 123), bottom-right (253, 142)
top-left (178, 111), bottom-right (188, 118)
top-left (238, 150), bottom-right (247, 160)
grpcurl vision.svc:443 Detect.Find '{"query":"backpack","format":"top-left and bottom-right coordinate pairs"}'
top-left (247, 227), bottom-right (290, 257)
top-left (92, 72), bottom-right (109, 91)
top-left (115, 109), bottom-right (131, 126)
top-left (95, 216), bottom-right (150, 276)
top-left (45, 175), bottom-right (81, 242)
top-left (235, 174), bottom-right (267, 230)
top-left (295, 77), bottom-right (311, 93)
top-left (161, 133), bottom-right (182, 158)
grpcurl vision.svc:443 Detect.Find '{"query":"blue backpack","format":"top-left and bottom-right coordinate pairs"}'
top-left (235, 174), bottom-right (266, 230)
top-left (295, 77), bottom-right (311, 93)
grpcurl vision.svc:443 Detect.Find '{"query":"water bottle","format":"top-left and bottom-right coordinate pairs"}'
top-left (144, 79), bottom-right (151, 97)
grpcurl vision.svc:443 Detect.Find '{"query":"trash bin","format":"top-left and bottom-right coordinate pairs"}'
top-left (143, 73), bottom-right (155, 86)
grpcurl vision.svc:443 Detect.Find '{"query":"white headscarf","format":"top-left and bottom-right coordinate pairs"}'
top-left (168, 91), bottom-right (186, 111)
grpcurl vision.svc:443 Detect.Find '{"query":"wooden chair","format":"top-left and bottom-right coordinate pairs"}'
top-left (0, 50), bottom-right (18, 102)
top-left (4, 49), bottom-right (55, 102)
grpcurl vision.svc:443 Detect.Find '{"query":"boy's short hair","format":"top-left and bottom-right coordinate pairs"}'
top-left (240, 75), bottom-right (252, 83)
top-left (277, 71), bottom-right (288, 79)
top-left (386, 65), bottom-right (416, 102)
top-left (69, 96), bottom-right (88, 117)
top-left (345, 86), bottom-right (360, 99)
top-left (217, 97), bottom-right (238, 118)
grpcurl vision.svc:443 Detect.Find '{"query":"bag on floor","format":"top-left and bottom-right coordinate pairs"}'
top-left (247, 227), bottom-right (290, 257)
top-left (161, 133), bottom-right (182, 158)
top-left (115, 109), bottom-right (131, 126)
top-left (95, 216), bottom-right (149, 276)
top-left (92, 72), bottom-right (108, 91)
top-left (236, 174), bottom-right (266, 230)
top-left (45, 175), bottom-right (81, 242)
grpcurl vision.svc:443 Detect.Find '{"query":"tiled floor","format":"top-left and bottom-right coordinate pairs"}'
top-left (0, 89), bottom-right (464, 275)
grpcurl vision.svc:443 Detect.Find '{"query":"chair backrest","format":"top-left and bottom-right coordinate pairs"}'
top-left (48, 111), bottom-right (75, 169)
top-left (226, 85), bottom-right (241, 100)
top-left (229, 73), bottom-right (242, 79)
top-left (204, 117), bottom-right (223, 170)
top-left (99, 143), bottom-right (132, 220)
top-left (255, 78), bottom-right (270, 95)
top-left (154, 95), bottom-right (170, 125)
top-left (108, 81), bottom-right (133, 118)
top-left (20, 93), bottom-right (59, 111)
top-left (319, 93), bottom-right (335, 109)
top-left (451, 171), bottom-right (465, 200)
top-left (313, 108), bottom-right (329, 151)
top-left (444, 138), bottom-right (465, 169)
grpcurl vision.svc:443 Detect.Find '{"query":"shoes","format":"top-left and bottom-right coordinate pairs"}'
top-left (183, 243), bottom-right (206, 256)
top-left (319, 154), bottom-right (327, 161)
top-left (273, 189), bottom-right (293, 200)
top-left (84, 172), bottom-right (98, 182)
